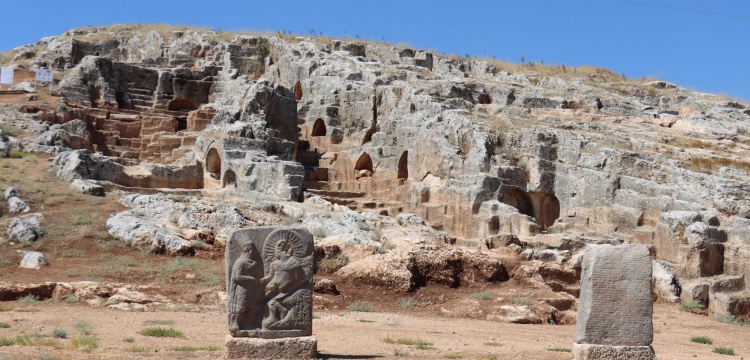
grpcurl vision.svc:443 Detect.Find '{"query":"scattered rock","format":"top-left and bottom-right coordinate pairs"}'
top-left (395, 213), bottom-right (425, 226)
top-left (652, 261), bottom-right (680, 302)
top-left (313, 278), bottom-right (340, 295)
top-left (19, 251), bottom-right (48, 269)
top-left (6, 213), bottom-right (44, 242)
top-left (4, 187), bottom-right (18, 200)
top-left (70, 179), bottom-right (104, 196)
top-left (7, 196), bottom-right (30, 213)
top-left (106, 212), bottom-right (194, 255)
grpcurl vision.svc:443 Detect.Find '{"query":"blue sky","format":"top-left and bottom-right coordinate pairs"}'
top-left (1, 0), bottom-right (748, 100)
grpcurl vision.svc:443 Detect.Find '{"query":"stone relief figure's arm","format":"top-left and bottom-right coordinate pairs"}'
top-left (231, 260), bottom-right (261, 285)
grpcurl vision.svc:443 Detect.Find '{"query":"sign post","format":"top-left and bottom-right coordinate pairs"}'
top-left (0, 67), bottom-right (14, 91)
top-left (35, 69), bottom-right (54, 94)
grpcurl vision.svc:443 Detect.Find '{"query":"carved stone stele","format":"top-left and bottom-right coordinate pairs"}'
top-left (225, 226), bottom-right (316, 359)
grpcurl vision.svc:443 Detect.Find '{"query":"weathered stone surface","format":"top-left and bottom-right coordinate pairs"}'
top-left (70, 179), bottom-right (104, 196)
top-left (225, 335), bottom-right (317, 360)
top-left (708, 291), bottom-right (750, 321)
top-left (19, 251), bottom-right (48, 269)
top-left (576, 244), bottom-right (653, 346)
top-left (106, 212), bottom-right (193, 255)
top-left (681, 280), bottom-right (709, 305)
top-left (6, 213), bottom-right (44, 242)
top-left (8, 196), bottom-right (30, 213)
top-left (651, 260), bottom-right (680, 302)
top-left (4, 187), bottom-right (18, 200)
top-left (572, 344), bottom-right (655, 360)
top-left (312, 278), bottom-right (339, 295)
top-left (336, 245), bottom-right (508, 291)
top-left (226, 227), bottom-right (313, 338)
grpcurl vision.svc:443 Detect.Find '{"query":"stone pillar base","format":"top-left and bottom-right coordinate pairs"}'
top-left (226, 335), bottom-right (317, 359)
top-left (572, 344), bottom-right (655, 360)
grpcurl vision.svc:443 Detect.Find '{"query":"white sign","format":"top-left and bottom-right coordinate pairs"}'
top-left (0, 68), bottom-right (13, 85)
top-left (35, 69), bottom-right (53, 82)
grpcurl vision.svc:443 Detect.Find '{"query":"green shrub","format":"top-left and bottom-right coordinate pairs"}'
top-left (257, 37), bottom-right (270, 58)
top-left (484, 342), bottom-right (503, 347)
top-left (63, 294), bottom-right (79, 303)
top-left (443, 352), bottom-right (465, 359)
top-left (691, 336), bottom-right (713, 345)
top-left (713, 314), bottom-right (750, 327)
top-left (73, 320), bottom-right (93, 335)
top-left (139, 327), bottom-right (185, 338)
top-left (471, 291), bottom-right (494, 301)
top-left (123, 337), bottom-right (135, 343)
top-left (679, 300), bottom-right (704, 313)
top-left (0, 322), bottom-right (9, 328)
top-left (316, 254), bottom-right (349, 273)
top-left (0, 125), bottom-right (21, 136)
top-left (18, 294), bottom-right (39, 306)
top-left (399, 297), bottom-right (419, 308)
top-left (383, 337), bottom-right (434, 350)
top-left (72, 336), bottom-right (99, 351)
top-left (347, 302), bottom-right (374, 312)
top-left (547, 348), bottom-right (572, 353)
top-left (51, 328), bottom-right (67, 339)
top-left (713, 347), bottom-right (735, 355)
top-left (142, 320), bottom-right (175, 326)
top-left (509, 297), bottom-right (531, 306)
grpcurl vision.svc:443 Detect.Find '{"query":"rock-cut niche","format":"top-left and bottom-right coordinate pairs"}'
top-left (206, 148), bottom-right (222, 179)
top-left (311, 119), bottom-right (326, 137)
top-left (355, 153), bottom-right (374, 176)
top-left (294, 81), bottom-right (303, 101)
top-left (168, 98), bottom-right (197, 112)
top-left (397, 151), bottom-right (408, 182)
top-left (223, 169), bottom-right (237, 188)
top-left (500, 189), bottom-right (560, 229)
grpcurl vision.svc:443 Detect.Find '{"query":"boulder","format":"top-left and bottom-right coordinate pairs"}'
top-left (313, 278), bottom-right (340, 295)
top-left (4, 187), bottom-right (18, 200)
top-left (8, 196), bottom-right (30, 213)
top-left (70, 179), bottom-right (104, 196)
top-left (106, 212), bottom-right (193, 255)
top-left (395, 213), bottom-right (425, 226)
top-left (651, 261), bottom-right (680, 302)
top-left (6, 213), bottom-right (44, 242)
top-left (336, 245), bottom-right (508, 291)
top-left (708, 291), bottom-right (750, 322)
top-left (19, 251), bottom-right (48, 269)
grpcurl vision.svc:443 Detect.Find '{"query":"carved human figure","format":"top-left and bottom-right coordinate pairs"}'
top-left (261, 236), bottom-right (309, 330)
top-left (228, 242), bottom-right (264, 332)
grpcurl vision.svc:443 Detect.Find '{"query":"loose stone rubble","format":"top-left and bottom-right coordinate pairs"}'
top-left (225, 227), bottom-right (317, 359)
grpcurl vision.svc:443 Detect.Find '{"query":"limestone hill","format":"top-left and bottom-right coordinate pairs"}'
top-left (2, 24), bottom-right (750, 350)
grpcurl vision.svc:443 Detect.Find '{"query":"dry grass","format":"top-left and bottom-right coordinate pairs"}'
top-left (685, 156), bottom-right (750, 174)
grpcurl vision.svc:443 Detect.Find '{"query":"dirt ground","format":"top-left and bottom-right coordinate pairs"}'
top-left (0, 301), bottom-right (748, 360)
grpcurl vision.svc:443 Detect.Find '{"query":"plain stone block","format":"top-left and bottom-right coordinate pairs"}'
top-left (576, 244), bottom-right (653, 346)
top-left (226, 335), bottom-right (317, 359)
top-left (572, 344), bottom-right (655, 360)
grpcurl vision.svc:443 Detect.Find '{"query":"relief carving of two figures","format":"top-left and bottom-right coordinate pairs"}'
top-left (228, 229), bottom-right (312, 335)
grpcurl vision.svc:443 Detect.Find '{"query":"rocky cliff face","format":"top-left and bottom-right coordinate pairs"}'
top-left (5, 24), bottom-right (750, 320)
